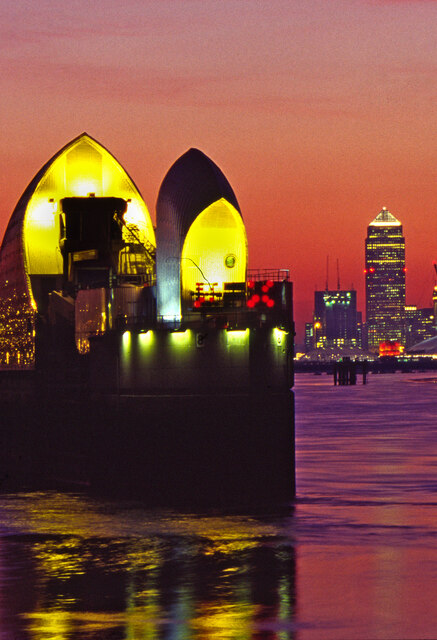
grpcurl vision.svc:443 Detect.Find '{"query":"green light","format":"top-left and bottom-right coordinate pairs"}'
top-left (122, 330), bottom-right (131, 360)
top-left (226, 328), bottom-right (249, 345)
top-left (273, 327), bottom-right (287, 346)
top-left (170, 329), bottom-right (191, 345)
top-left (139, 330), bottom-right (154, 348)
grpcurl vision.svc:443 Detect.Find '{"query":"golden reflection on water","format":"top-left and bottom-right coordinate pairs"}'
top-left (192, 602), bottom-right (256, 640)
top-left (33, 538), bottom-right (87, 580)
top-left (1, 492), bottom-right (295, 640)
top-left (7, 373), bottom-right (437, 639)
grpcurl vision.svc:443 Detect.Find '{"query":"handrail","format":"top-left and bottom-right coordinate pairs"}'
top-left (247, 268), bottom-right (289, 282)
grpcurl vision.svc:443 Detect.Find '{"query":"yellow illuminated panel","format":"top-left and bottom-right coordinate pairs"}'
top-left (181, 198), bottom-right (247, 309)
top-left (22, 134), bottom-right (155, 301)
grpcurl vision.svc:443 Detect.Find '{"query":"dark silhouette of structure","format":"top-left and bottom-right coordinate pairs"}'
top-left (0, 134), bottom-right (295, 504)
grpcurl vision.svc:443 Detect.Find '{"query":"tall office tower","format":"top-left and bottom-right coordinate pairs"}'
top-left (313, 290), bottom-right (359, 349)
top-left (365, 207), bottom-right (406, 350)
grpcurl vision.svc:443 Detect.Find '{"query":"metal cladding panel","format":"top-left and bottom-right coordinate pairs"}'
top-left (156, 148), bottom-right (242, 320)
top-left (0, 141), bottom-right (69, 298)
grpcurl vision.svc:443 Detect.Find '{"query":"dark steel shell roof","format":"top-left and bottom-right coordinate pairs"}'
top-left (156, 148), bottom-right (242, 320)
top-left (156, 148), bottom-right (240, 239)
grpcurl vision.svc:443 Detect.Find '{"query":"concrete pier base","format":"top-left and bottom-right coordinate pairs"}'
top-left (0, 389), bottom-right (295, 506)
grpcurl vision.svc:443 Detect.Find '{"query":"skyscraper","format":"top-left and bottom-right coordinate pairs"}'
top-left (365, 207), bottom-right (406, 350)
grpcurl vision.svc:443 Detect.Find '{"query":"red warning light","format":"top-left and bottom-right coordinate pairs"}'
top-left (267, 299), bottom-right (275, 308)
top-left (403, 267), bottom-right (407, 272)
top-left (369, 267), bottom-right (375, 273)
top-left (194, 300), bottom-right (202, 308)
top-left (247, 299), bottom-right (255, 308)
top-left (261, 284), bottom-right (269, 293)
top-left (252, 294), bottom-right (260, 304)
top-left (262, 294), bottom-right (269, 303)
top-left (364, 269), bottom-right (368, 274)
top-left (266, 280), bottom-right (274, 289)
top-left (247, 280), bottom-right (255, 289)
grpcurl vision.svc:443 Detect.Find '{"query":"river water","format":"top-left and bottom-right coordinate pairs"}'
top-left (0, 372), bottom-right (436, 639)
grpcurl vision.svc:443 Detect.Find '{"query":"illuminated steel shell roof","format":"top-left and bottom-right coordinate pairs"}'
top-left (156, 148), bottom-right (242, 320)
top-left (0, 133), bottom-right (154, 309)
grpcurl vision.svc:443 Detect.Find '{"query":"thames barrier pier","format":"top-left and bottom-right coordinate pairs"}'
top-left (0, 134), bottom-right (295, 504)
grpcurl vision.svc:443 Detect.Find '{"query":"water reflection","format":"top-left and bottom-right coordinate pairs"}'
top-left (0, 493), bottom-right (296, 639)
top-left (5, 373), bottom-right (437, 638)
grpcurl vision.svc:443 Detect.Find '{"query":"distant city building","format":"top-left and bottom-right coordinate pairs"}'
top-left (404, 306), bottom-right (435, 348)
top-left (305, 322), bottom-right (314, 352)
top-left (310, 289), bottom-right (359, 349)
top-left (356, 311), bottom-right (363, 348)
top-left (433, 284), bottom-right (437, 329)
top-left (365, 207), bottom-right (406, 351)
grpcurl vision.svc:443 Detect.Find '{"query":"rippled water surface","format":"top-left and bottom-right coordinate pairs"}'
top-left (1, 372), bottom-right (437, 639)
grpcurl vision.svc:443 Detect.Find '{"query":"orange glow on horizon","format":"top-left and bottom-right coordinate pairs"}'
top-left (1, 1), bottom-right (437, 342)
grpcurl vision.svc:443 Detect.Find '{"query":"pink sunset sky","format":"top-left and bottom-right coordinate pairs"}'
top-left (1, 0), bottom-right (437, 343)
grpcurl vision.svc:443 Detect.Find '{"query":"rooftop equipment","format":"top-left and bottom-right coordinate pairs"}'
top-left (60, 196), bottom-right (127, 291)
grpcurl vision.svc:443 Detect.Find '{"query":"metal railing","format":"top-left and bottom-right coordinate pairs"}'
top-left (247, 268), bottom-right (289, 282)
